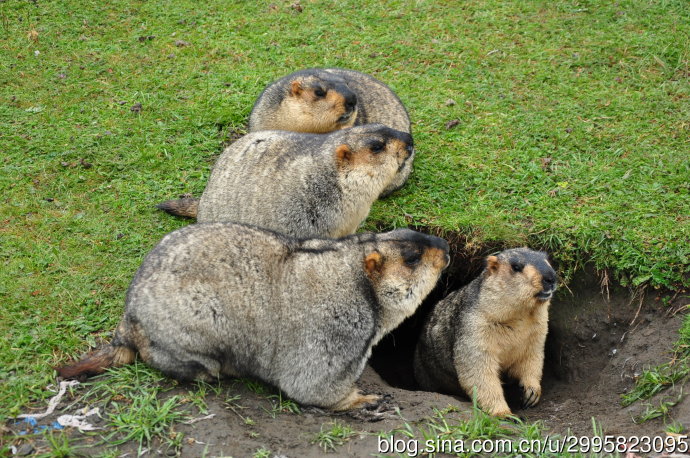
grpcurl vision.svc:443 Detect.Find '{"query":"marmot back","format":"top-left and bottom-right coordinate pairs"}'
top-left (195, 124), bottom-right (413, 238)
top-left (413, 248), bottom-right (557, 417)
top-left (248, 68), bottom-right (413, 195)
top-left (58, 224), bottom-right (450, 411)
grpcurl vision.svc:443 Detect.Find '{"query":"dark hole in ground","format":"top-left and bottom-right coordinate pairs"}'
top-left (370, 253), bottom-right (686, 434)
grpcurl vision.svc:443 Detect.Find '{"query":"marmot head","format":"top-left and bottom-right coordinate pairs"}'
top-left (363, 229), bottom-right (450, 332)
top-left (333, 124), bottom-right (414, 187)
top-left (484, 248), bottom-right (557, 306)
top-left (280, 71), bottom-right (358, 133)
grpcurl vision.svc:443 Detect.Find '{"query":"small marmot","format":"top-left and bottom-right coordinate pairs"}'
top-left (248, 68), bottom-right (413, 196)
top-left (58, 223), bottom-right (450, 411)
top-left (413, 248), bottom-right (557, 417)
top-left (159, 124), bottom-right (413, 238)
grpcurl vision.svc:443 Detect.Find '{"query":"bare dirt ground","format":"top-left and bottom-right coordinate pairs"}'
top-left (5, 270), bottom-right (689, 457)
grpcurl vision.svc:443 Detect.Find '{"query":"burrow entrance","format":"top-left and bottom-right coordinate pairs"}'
top-left (369, 248), bottom-right (687, 435)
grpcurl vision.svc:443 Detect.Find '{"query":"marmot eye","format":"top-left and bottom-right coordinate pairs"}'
top-left (510, 262), bottom-right (524, 272)
top-left (404, 254), bottom-right (421, 267)
top-left (370, 141), bottom-right (385, 153)
top-left (314, 88), bottom-right (326, 97)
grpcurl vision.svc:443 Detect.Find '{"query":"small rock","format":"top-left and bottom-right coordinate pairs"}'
top-left (45, 197), bottom-right (54, 202)
top-left (565, 127), bottom-right (573, 133)
top-left (642, 327), bottom-right (655, 337)
top-left (291, 1), bottom-right (303, 12)
top-left (445, 98), bottom-right (456, 106)
top-left (130, 102), bottom-right (142, 113)
top-left (16, 443), bottom-right (34, 456)
top-left (175, 40), bottom-right (190, 47)
top-left (116, 233), bottom-right (125, 240)
top-left (445, 119), bottom-right (460, 130)
top-left (57, 73), bottom-right (67, 79)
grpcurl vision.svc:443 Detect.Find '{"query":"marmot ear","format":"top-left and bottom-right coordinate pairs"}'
top-left (335, 144), bottom-right (353, 164)
top-left (290, 80), bottom-right (303, 96)
top-left (364, 251), bottom-right (383, 276)
top-left (486, 255), bottom-right (500, 274)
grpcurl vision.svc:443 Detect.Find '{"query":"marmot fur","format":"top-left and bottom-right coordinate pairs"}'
top-left (413, 248), bottom-right (557, 417)
top-left (58, 223), bottom-right (450, 411)
top-left (159, 124), bottom-right (413, 238)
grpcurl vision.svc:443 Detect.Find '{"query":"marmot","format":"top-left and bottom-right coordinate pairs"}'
top-left (248, 68), bottom-right (410, 135)
top-left (413, 248), bottom-right (557, 417)
top-left (58, 223), bottom-right (450, 411)
top-left (249, 68), bottom-right (413, 196)
top-left (158, 124), bottom-right (413, 238)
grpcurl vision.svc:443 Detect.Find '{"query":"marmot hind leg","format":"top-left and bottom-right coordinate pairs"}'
top-left (145, 347), bottom-right (222, 382)
top-left (331, 388), bottom-right (381, 411)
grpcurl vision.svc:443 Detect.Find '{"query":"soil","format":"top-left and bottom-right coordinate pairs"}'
top-left (6, 270), bottom-right (689, 457)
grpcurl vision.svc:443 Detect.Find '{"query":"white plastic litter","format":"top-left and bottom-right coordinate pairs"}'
top-left (182, 413), bottom-right (216, 424)
top-left (17, 380), bottom-right (80, 420)
top-left (56, 407), bottom-right (102, 432)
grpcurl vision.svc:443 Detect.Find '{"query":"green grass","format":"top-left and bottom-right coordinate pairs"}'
top-left (252, 447), bottom-right (272, 458)
top-left (379, 404), bottom-right (602, 458)
top-left (263, 392), bottom-right (301, 418)
top-left (71, 363), bottom-right (188, 453)
top-left (43, 430), bottom-right (78, 458)
top-left (0, 0), bottom-right (688, 435)
top-left (311, 420), bottom-right (359, 452)
top-left (622, 314), bottom-right (690, 407)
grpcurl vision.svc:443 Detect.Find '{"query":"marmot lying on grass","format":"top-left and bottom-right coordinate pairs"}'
top-left (58, 223), bottom-right (450, 411)
top-left (249, 68), bottom-right (413, 196)
top-left (413, 248), bottom-right (557, 417)
top-left (158, 124), bottom-right (413, 238)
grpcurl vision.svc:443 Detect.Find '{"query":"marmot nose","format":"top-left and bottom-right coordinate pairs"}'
top-left (541, 274), bottom-right (557, 292)
top-left (400, 132), bottom-right (414, 152)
